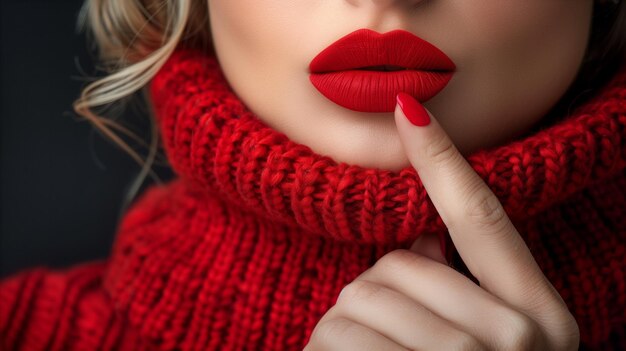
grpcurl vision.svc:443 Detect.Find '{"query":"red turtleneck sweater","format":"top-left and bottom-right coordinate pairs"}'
top-left (1, 48), bottom-right (625, 350)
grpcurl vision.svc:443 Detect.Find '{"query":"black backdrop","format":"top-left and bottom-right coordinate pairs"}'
top-left (1, 0), bottom-right (173, 278)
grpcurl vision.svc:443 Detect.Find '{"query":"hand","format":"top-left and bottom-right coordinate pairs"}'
top-left (303, 93), bottom-right (580, 351)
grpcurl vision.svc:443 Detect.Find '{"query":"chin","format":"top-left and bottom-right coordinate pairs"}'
top-left (332, 150), bottom-right (410, 172)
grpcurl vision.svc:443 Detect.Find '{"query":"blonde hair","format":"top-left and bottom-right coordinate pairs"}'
top-left (73, 0), bottom-right (210, 211)
top-left (74, 0), bottom-right (626, 211)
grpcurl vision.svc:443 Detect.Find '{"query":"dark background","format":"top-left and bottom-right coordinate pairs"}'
top-left (1, 0), bottom-right (173, 278)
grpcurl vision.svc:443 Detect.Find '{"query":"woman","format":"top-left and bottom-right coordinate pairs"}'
top-left (1, 0), bottom-right (625, 349)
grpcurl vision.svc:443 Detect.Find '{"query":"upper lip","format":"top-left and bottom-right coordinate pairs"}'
top-left (309, 29), bottom-right (456, 73)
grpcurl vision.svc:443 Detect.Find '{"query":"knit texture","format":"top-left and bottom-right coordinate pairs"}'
top-left (1, 47), bottom-right (626, 350)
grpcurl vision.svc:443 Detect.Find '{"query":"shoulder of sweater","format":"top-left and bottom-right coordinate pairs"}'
top-left (0, 261), bottom-right (149, 351)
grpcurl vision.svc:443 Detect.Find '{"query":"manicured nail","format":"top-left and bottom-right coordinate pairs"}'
top-left (396, 92), bottom-right (431, 126)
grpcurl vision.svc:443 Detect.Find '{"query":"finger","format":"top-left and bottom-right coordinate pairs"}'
top-left (357, 250), bottom-right (544, 350)
top-left (329, 280), bottom-right (486, 350)
top-left (409, 231), bottom-right (448, 265)
top-left (304, 315), bottom-right (410, 351)
top-left (394, 93), bottom-right (557, 312)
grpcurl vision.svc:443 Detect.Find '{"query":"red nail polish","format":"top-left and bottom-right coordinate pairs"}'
top-left (396, 93), bottom-right (431, 126)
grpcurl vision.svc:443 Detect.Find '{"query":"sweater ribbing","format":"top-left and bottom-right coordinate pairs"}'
top-left (1, 47), bottom-right (625, 350)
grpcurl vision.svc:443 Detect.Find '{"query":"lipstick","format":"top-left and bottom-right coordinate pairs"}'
top-left (309, 29), bottom-right (456, 113)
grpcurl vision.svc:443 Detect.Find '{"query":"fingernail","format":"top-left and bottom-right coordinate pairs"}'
top-left (396, 93), bottom-right (431, 126)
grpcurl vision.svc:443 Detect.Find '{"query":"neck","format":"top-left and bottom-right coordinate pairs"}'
top-left (145, 48), bottom-right (626, 246)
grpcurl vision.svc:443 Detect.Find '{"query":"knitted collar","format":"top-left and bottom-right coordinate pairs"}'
top-left (148, 48), bottom-right (626, 247)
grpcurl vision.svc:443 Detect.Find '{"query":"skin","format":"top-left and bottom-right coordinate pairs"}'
top-left (206, 1), bottom-right (588, 348)
top-left (304, 101), bottom-right (580, 349)
top-left (207, 0), bottom-right (592, 171)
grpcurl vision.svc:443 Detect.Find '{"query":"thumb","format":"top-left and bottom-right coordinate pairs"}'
top-left (409, 232), bottom-right (448, 265)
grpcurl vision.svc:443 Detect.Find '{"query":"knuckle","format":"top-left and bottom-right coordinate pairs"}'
top-left (310, 317), bottom-right (358, 347)
top-left (561, 321), bottom-right (581, 351)
top-left (464, 188), bottom-right (509, 231)
top-left (374, 249), bottom-right (424, 275)
top-left (563, 318), bottom-right (581, 350)
top-left (338, 280), bottom-right (386, 304)
top-left (497, 311), bottom-right (539, 350)
top-left (424, 131), bottom-right (458, 165)
top-left (551, 311), bottom-right (580, 350)
top-left (450, 332), bottom-right (485, 351)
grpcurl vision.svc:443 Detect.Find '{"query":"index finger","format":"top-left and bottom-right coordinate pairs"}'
top-left (393, 92), bottom-right (555, 310)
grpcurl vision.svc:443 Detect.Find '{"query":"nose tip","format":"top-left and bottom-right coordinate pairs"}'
top-left (345, 0), bottom-right (426, 31)
top-left (347, 0), bottom-right (426, 7)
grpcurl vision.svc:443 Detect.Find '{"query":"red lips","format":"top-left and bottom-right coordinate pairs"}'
top-left (309, 29), bottom-right (456, 113)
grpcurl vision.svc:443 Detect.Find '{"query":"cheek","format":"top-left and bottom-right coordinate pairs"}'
top-left (208, 0), bottom-right (274, 55)
top-left (207, 0), bottom-right (295, 108)
top-left (208, 1), bottom-right (316, 63)
top-left (207, 0), bottom-right (320, 132)
top-left (428, 0), bottom-right (592, 154)
top-left (449, 0), bottom-right (591, 118)
top-left (452, 0), bottom-right (591, 75)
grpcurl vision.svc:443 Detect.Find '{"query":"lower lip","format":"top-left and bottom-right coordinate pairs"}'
top-left (309, 70), bottom-right (454, 112)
